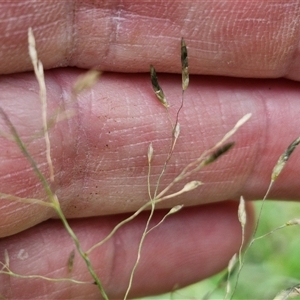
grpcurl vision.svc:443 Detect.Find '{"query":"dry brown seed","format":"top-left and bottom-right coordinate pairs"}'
top-left (150, 65), bottom-right (169, 108)
top-left (204, 142), bottom-right (235, 165)
top-left (67, 249), bottom-right (75, 273)
top-left (181, 38), bottom-right (189, 91)
top-left (271, 136), bottom-right (300, 181)
top-left (281, 136), bottom-right (300, 162)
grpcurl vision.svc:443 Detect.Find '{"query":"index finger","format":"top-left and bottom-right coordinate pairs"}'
top-left (1, 0), bottom-right (300, 79)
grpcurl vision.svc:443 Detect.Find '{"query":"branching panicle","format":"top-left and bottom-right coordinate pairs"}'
top-left (0, 33), bottom-right (255, 300)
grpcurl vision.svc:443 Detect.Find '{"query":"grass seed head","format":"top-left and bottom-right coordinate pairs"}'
top-left (150, 65), bottom-right (169, 108)
top-left (204, 142), bottom-right (235, 166)
top-left (238, 196), bottom-right (247, 227)
top-left (271, 136), bottom-right (300, 181)
top-left (181, 37), bottom-right (189, 91)
top-left (182, 180), bottom-right (202, 192)
top-left (73, 70), bottom-right (102, 95)
top-left (286, 218), bottom-right (300, 226)
top-left (147, 143), bottom-right (154, 164)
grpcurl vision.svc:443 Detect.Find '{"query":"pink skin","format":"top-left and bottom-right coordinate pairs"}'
top-left (0, 202), bottom-right (252, 299)
top-left (0, 1), bottom-right (300, 298)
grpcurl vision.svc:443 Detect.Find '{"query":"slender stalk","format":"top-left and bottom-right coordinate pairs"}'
top-left (0, 107), bottom-right (109, 300)
top-left (52, 196), bottom-right (109, 300)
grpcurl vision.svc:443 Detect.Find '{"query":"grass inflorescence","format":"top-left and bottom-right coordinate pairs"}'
top-left (2, 28), bottom-right (285, 300)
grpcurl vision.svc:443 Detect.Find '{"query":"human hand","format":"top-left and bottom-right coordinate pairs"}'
top-left (1, 1), bottom-right (300, 299)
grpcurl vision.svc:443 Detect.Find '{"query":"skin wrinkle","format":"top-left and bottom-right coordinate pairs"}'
top-left (1, 2), bottom-right (61, 71)
top-left (109, 3), bottom-right (126, 45)
top-left (0, 204), bottom-right (43, 237)
top-left (1, 1), bottom-right (300, 78)
top-left (239, 2), bottom-right (298, 76)
top-left (284, 14), bottom-right (300, 77)
top-left (4, 70), bottom-right (300, 236)
top-left (2, 2), bottom-right (300, 298)
top-left (1, 160), bottom-right (44, 196)
top-left (72, 3), bottom-right (111, 68)
top-left (220, 5), bottom-right (266, 74)
top-left (37, 2), bottom-right (74, 70)
top-left (65, 0), bottom-right (77, 67)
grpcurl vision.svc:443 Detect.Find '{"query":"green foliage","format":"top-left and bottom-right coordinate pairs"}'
top-left (138, 201), bottom-right (300, 300)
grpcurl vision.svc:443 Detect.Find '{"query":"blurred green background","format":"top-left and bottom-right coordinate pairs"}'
top-left (138, 200), bottom-right (300, 300)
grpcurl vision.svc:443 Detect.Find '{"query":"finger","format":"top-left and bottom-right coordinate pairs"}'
top-left (1, 1), bottom-right (300, 79)
top-left (0, 201), bottom-right (254, 299)
top-left (0, 71), bottom-right (299, 237)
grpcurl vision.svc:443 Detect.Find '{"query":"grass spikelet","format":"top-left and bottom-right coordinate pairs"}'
top-left (157, 181), bottom-right (203, 202)
top-left (273, 284), bottom-right (300, 300)
top-left (181, 37), bottom-right (189, 91)
top-left (286, 218), bottom-right (300, 226)
top-left (229, 197), bottom-right (247, 299)
top-left (147, 205), bottom-right (184, 234)
top-left (150, 64), bottom-right (169, 108)
top-left (203, 142), bottom-right (235, 166)
top-left (238, 196), bottom-right (247, 228)
top-left (72, 69), bottom-right (101, 95)
top-left (225, 254), bottom-right (237, 300)
top-left (218, 113), bottom-right (251, 146)
top-left (67, 250), bottom-right (75, 273)
top-left (181, 180), bottom-right (202, 192)
top-left (237, 196), bottom-right (246, 267)
top-left (28, 27), bottom-right (54, 182)
top-left (147, 142), bottom-right (154, 164)
top-left (173, 122), bottom-right (180, 140)
top-left (271, 136), bottom-right (300, 182)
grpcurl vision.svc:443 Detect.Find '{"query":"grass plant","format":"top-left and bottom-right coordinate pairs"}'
top-left (2, 28), bottom-right (298, 300)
